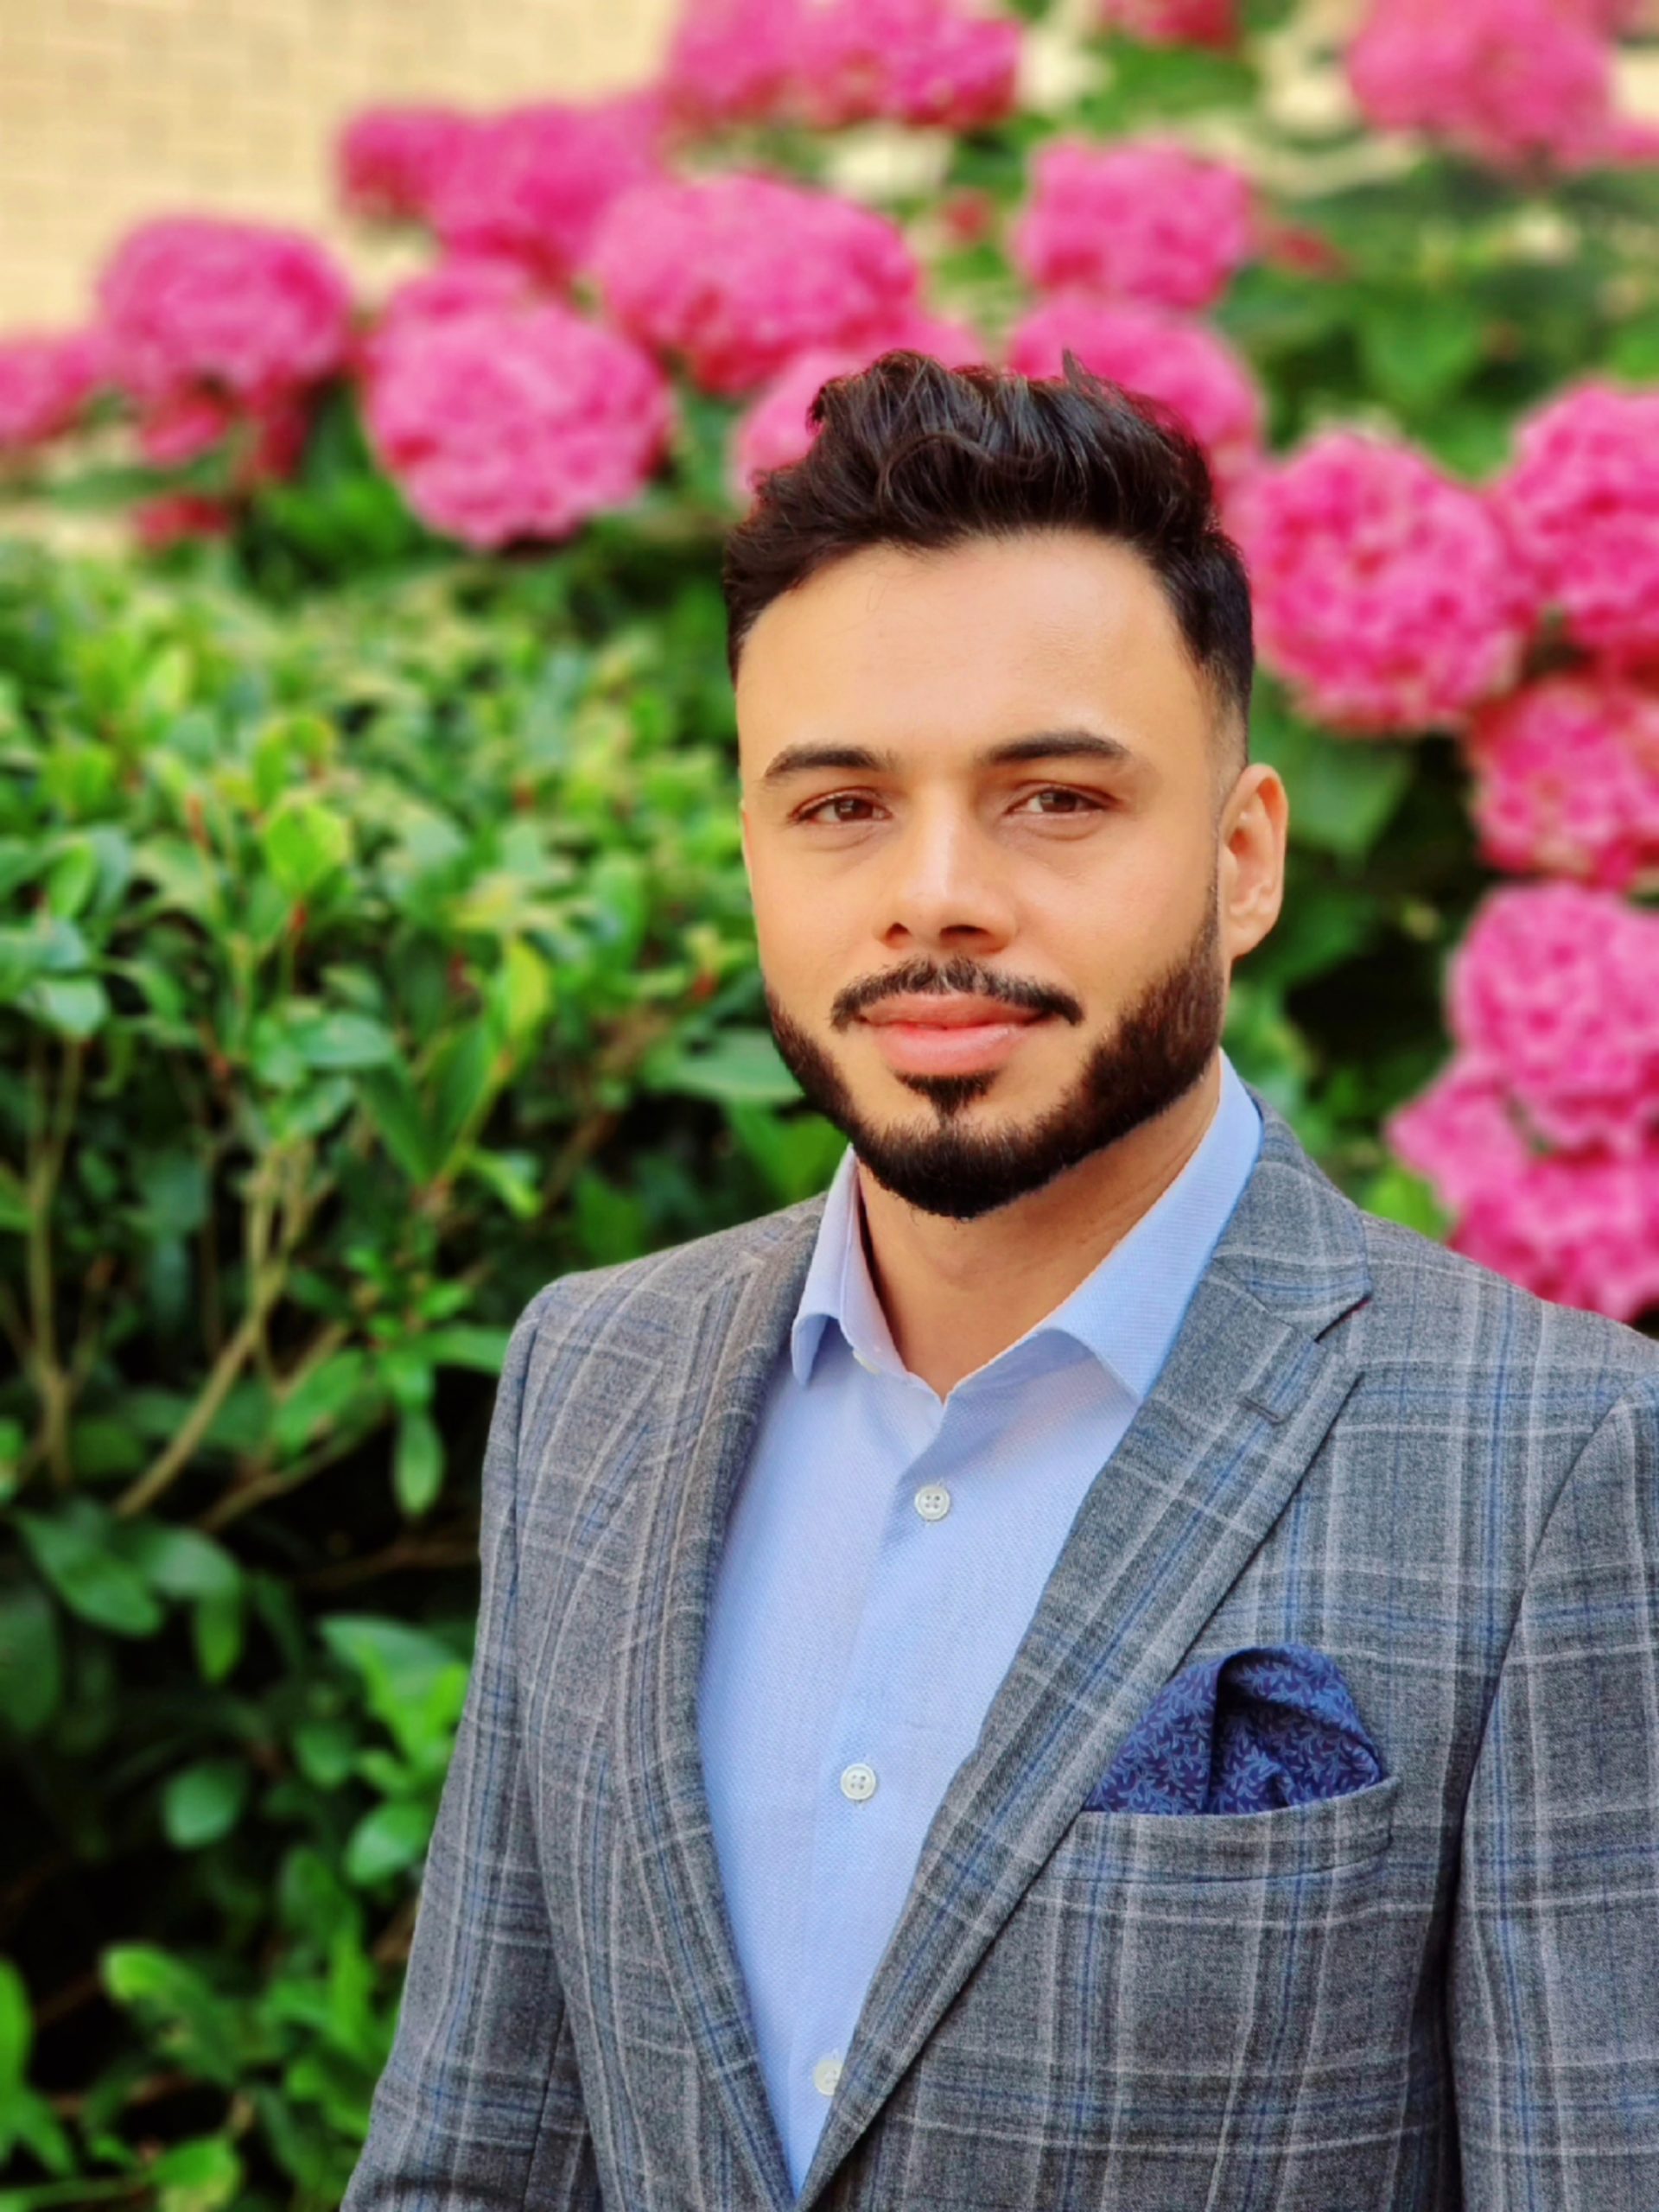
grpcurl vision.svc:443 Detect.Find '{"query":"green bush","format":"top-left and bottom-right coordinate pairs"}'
top-left (0, 537), bottom-right (852, 2209)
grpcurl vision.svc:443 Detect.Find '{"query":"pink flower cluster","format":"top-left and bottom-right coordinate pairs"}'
top-left (0, 332), bottom-right (101, 454)
top-left (663, 0), bottom-right (1019, 131)
top-left (1094, 0), bottom-right (1235, 45)
top-left (1010, 137), bottom-right (1255, 313)
top-left (791, 0), bottom-right (1020, 130)
top-left (584, 171), bottom-right (920, 397)
top-left (1007, 295), bottom-right (1263, 496)
top-left (337, 105), bottom-right (474, 225)
top-left (362, 256), bottom-right (545, 375)
top-left (1386, 883), bottom-right (1659, 1320)
top-left (662, 0), bottom-right (802, 127)
top-left (1228, 428), bottom-right (1532, 733)
top-left (1465, 673), bottom-right (1659, 893)
top-left (95, 217), bottom-right (353, 518)
top-left (428, 95), bottom-right (668, 285)
top-left (1345, 0), bottom-right (1636, 173)
top-left (363, 298), bottom-right (673, 550)
top-left (98, 217), bottom-right (353, 412)
top-left (730, 309), bottom-right (986, 500)
top-left (1489, 380), bottom-right (1659, 668)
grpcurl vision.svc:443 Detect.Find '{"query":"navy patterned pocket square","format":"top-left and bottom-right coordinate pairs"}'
top-left (1082, 1643), bottom-right (1387, 1815)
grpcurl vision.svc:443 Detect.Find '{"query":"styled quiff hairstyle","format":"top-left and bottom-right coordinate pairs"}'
top-left (722, 348), bottom-right (1253, 809)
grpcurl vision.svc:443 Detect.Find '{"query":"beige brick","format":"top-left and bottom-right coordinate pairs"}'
top-left (0, 0), bottom-right (677, 323)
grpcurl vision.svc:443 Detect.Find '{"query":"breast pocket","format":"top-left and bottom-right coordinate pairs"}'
top-left (924, 1771), bottom-right (1407, 2204)
top-left (1043, 1770), bottom-right (1403, 2094)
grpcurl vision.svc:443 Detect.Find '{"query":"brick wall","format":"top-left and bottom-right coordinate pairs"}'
top-left (0, 0), bottom-right (678, 327)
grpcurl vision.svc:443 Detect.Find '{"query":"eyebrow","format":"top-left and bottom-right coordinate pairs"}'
top-left (755, 727), bottom-right (1144, 792)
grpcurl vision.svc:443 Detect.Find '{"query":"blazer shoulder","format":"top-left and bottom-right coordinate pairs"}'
top-left (516, 1190), bottom-right (826, 1343)
top-left (1351, 1201), bottom-right (1659, 1404)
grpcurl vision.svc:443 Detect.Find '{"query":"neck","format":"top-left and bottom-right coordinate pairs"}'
top-left (854, 1054), bottom-right (1224, 1401)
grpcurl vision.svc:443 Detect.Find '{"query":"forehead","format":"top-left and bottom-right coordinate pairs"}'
top-left (734, 530), bottom-right (1211, 775)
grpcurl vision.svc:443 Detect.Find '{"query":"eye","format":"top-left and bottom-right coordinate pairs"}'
top-left (792, 786), bottom-right (1108, 826)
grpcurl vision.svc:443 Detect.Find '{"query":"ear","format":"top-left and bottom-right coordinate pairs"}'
top-left (740, 802), bottom-right (752, 878)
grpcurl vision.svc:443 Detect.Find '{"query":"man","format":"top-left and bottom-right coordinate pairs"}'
top-left (342, 353), bottom-right (1659, 2211)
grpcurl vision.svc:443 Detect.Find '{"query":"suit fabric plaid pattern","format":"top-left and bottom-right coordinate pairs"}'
top-left (341, 1080), bottom-right (1659, 2212)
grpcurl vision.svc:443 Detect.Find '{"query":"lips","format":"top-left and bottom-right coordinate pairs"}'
top-left (865, 1009), bottom-right (1049, 1075)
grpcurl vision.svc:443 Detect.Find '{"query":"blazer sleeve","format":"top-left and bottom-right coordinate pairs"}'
top-left (341, 1283), bottom-right (601, 2210)
top-left (1449, 1372), bottom-right (1659, 2209)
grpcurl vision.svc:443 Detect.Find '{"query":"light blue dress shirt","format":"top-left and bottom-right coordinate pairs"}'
top-left (697, 1050), bottom-right (1264, 2192)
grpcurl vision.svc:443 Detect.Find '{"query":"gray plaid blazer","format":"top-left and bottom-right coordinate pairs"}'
top-left (341, 1080), bottom-right (1659, 2212)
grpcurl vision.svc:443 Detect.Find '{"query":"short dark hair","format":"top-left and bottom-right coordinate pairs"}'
top-left (722, 348), bottom-right (1252, 804)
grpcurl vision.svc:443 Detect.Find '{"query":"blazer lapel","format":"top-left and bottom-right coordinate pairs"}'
top-left (609, 1211), bottom-right (822, 2212)
top-left (793, 1087), bottom-right (1373, 2209)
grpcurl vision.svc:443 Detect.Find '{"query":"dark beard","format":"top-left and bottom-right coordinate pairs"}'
top-left (761, 879), bottom-right (1225, 1223)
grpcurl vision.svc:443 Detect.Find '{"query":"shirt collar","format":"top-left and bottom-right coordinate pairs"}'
top-left (788, 1047), bottom-right (1264, 1403)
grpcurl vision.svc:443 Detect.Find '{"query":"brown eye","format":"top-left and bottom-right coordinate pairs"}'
top-left (796, 793), bottom-right (879, 825)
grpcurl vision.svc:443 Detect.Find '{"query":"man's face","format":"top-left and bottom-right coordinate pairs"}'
top-left (734, 529), bottom-right (1255, 1224)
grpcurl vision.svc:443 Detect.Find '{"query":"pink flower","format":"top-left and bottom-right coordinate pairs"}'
top-left (0, 331), bottom-right (101, 453)
top-left (359, 256), bottom-right (546, 375)
top-left (1465, 673), bottom-right (1659, 893)
top-left (1345, 0), bottom-right (1618, 171)
top-left (1446, 880), bottom-right (1659, 1155)
top-left (1387, 1056), bottom-right (1659, 1322)
top-left (1094, 0), bottom-right (1235, 46)
top-left (1228, 428), bottom-right (1532, 733)
top-left (792, 0), bottom-right (1021, 130)
top-left (1006, 295), bottom-right (1263, 495)
top-left (1489, 379), bottom-right (1659, 668)
top-left (584, 171), bottom-right (920, 397)
top-left (729, 310), bottom-right (987, 501)
top-left (1456, 1141), bottom-right (1659, 1322)
top-left (663, 0), bottom-right (805, 127)
top-left (428, 94), bottom-right (669, 284)
top-left (1009, 136), bottom-right (1255, 313)
top-left (97, 216), bottom-right (353, 410)
top-left (337, 105), bottom-right (475, 224)
top-left (1384, 1059), bottom-right (1535, 1217)
top-left (363, 299), bottom-right (674, 550)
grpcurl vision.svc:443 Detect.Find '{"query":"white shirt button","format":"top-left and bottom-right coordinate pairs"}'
top-left (913, 1484), bottom-right (951, 1522)
top-left (811, 2054), bottom-right (843, 2096)
top-left (839, 1762), bottom-right (877, 1802)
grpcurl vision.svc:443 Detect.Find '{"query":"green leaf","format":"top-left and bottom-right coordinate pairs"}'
top-left (149, 2134), bottom-right (243, 2212)
top-left (161, 1758), bottom-right (251, 1849)
top-left (14, 1506), bottom-right (165, 1638)
top-left (0, 1959), bottom-right (32, 2095)
top-left (0, 1583), bottom-right (61, 1737)
top-left (259, 794), bottom-right (352, 900)
top-left (24, 974), bottom-right (108, 1040)
top-left (292, 1719), bottom-right (359, 1789)
top-left (1252, 696), bottom-right (1416, 856)
top-left (357, 1060), bottom-right (442, 1183)
top-left (723, 1103), bottom-right (848, 1205)
top-left (419, 1323), bottom-right (512, 1373)
top-left (344, 1800), bottom-right (434, 1885)
top-left (1359, 1160), bottom-right (1452, 1237)
top-left (640, 1026), bottom-right (802, 1104)
top-left (118, 1522), bottom-right (240, 1602)
top-left (270, 1350), bottom-right (372, 1456)
top-left (286, 1009), bottom-right (397, 1071)
top-left (392, 1409), bottom-right (444, 1517)
top-left (1357, 293), bottom-right (1486, 408)
top-left (191, 1592), bottom-right (245, 1684)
